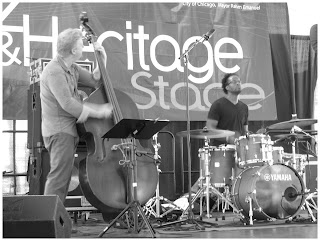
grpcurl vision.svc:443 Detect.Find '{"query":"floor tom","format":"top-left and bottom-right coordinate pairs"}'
top-left (209, 145), bottom-right (237, 187)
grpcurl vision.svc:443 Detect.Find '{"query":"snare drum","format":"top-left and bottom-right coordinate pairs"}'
top-left (235, 134), bottom-right (274, 167)
top-left (282, 153), bottom-right (307, 174)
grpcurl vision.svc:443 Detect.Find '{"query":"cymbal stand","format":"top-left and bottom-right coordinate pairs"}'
top-left (222, 184), bottom-right (231, 212)
top-left (290, 126), bottom-right (298, 171)
top-left (181, 138), bottom-right (245, 221)
top-left (303, 138), bottom-right (318, 222)
top-left (303, 191), bottom-right (317, 222)
top-left (300, 154), bottom-right (317, 222)
top-left (181, 138), bottom-right (214, 218)
top-left (144, 133), bottom-right (183, 219)
top-left (288, 125), bottom-right (317, 222)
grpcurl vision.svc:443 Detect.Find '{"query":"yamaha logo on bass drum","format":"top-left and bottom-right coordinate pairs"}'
top-left (264, 173), bottom-right (292, 181)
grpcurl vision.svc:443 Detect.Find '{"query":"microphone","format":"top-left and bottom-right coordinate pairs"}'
top-left (179, 28), bottom-right (215, 60)
top-left (288, 193), bottom-right (298, 198)
top-left (284, 186), bottom-right (310, 200)
top-left (202, 29), bottom-right (215, 41)
top-left (284, 186), bottom-right (298, 200)
top-left (288, 192), bottom-right (308, 198)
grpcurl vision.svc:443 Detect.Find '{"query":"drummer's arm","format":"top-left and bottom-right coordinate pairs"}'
top-left (206, 119), bottom-right (235, 144)
top-left (244, 125), bottom-right (249, 134)
top-left (206, 118), bottom-right (218, 129)
top-left (226, 135), bottom-right (236, 144)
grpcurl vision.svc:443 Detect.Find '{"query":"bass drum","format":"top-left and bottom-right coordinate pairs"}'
top-left (231, 164), bottom-right (305, 220)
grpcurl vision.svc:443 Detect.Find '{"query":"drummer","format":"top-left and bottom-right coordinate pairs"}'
top-left (206, 73), bottom-right (249, 146)
top-left (190, 73), bottom-right (248, 193)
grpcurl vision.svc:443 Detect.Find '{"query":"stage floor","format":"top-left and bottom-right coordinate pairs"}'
top-left (70, 210), bottom-right (317, 239)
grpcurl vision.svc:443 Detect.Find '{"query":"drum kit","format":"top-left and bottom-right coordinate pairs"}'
top-left (176, 117), bottom-right (318, 225)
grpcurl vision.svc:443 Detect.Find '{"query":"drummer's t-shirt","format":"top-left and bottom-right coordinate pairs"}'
top-left (208, 97), bottom-right (248, 145)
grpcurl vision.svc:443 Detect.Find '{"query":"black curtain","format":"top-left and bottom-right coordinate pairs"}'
top-left (290, 35), bottom-right (318, 119)
top-left (266, 3), bottom-right (295, 123)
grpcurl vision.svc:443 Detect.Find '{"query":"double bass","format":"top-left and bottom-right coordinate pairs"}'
top-left (77, 13), bottom-right (158, 216)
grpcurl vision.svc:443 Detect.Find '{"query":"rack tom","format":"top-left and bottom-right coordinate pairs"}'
top-left (235, 134), bottom-right (274, 167)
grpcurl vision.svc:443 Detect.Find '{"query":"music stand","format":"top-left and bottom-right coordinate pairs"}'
top-left (98, 118), bottom-right (169, 238)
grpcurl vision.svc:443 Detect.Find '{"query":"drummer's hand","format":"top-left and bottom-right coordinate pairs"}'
top-left (226, 135), bottom-right (236, 144)
top-left (226, 131), bottom-right (241, 144)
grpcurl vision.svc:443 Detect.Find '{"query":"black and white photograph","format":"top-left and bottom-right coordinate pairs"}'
top-left (1, 0), bottom-right (318, 239)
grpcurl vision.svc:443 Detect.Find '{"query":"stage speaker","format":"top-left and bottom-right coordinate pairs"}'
top-left (27, 82), bottom-right (43, 151)
top-left (3, 195), bottom-right (72, 238)
top-left (27, 149), bottom-right (50, 195)
top-left (305, 160), bottom-right (317, 193)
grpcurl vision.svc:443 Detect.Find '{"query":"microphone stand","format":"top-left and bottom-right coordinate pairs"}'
top-left (156, 34), bottom-right (216, 230)
top-left (179, 37), bottom-right (211, 227)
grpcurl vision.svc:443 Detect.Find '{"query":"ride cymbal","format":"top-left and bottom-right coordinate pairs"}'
top-left (268, 118), bottom-right (317, 130)
top-left (177, 128), bottom-right (235, 139)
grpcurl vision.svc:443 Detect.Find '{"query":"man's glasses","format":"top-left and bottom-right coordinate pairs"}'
top-left (227, 79), bottom-right (241, 85)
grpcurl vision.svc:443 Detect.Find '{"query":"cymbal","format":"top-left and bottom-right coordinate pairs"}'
top-left (177, 128), bottom-right (235, 139)
top-left (274, 133), bottom-right (309, 141)
top-left (268, 118), bottom-right (317, 130)
top-left (267, 129), bottom-right (318, 135)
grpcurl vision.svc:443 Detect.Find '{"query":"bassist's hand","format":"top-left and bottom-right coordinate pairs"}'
top-left (93, 42), bottom-right (107, 67)
top-left (77, 102), bottom-right (113, 123)
top-left (99, 103), bottom-right (113, 119)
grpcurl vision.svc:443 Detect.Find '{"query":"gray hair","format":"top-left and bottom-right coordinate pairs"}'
top-left (57, 28), bottom-right (82, 57)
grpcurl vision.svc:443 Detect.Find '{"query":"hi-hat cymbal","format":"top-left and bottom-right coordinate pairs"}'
top-left (177, 128), bottom-right (235, 139)
top-left (268, 118), bottom-right (317, 130)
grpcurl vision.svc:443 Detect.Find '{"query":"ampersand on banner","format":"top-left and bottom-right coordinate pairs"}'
top-left (2, 31), bottom-right (22, 66)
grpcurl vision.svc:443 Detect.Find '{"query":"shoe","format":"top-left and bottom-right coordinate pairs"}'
top-left (114, 221), bottom-right (128, 229)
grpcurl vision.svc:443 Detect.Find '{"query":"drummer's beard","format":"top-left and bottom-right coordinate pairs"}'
top-left (230, 89), bottom-right (241, 95)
